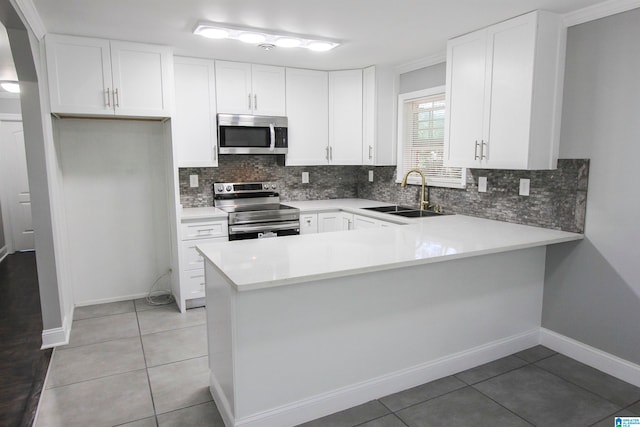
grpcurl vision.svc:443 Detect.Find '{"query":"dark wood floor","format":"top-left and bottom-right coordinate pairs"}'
top-left (0, 252), bottom-right (52, 427)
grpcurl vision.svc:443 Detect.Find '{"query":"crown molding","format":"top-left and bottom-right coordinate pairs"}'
top-left (563, 0), bottom-right (640, 26)
top-left (9, 0), bottom-right (46, 39)
top-left (394, 50), bottom-right (446, 75)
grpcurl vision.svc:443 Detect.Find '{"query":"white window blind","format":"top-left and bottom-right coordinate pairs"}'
top-left (397, 87), bottom-right (465, 188)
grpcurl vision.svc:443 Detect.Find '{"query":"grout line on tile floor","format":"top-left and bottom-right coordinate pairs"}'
top-left (532, 361), bottom-right (626, 409)
top-left (469, 384), bottom-right (536, 426)
top-left (136, 308), bottom-right (160, 426)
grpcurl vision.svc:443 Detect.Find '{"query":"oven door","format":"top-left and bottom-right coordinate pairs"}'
top-left (228, 221), bottom-right (300, 241)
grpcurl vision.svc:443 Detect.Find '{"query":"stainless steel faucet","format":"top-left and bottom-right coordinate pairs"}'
top-left (401, 169), bottom-right (430, 211)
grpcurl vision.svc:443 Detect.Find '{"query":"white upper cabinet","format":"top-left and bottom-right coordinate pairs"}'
top-left (444, 11), bottom-right (566, 170)
top-left (173, 57), bottom-right (217, 167)
top-left (215, 61), bottom-right (286, 116)
top-left (46, 34), bottom-right (172, 117)
top-left (285, 68), bottom-right (329, 166)
top-left (329, 69), bottom-right (363, 165)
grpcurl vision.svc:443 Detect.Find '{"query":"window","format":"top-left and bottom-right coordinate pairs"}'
top-left (396, 86), bottom-right (465, 188)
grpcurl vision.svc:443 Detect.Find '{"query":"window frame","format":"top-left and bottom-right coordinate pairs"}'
top-left (396, 86), bottom-right (466, 188)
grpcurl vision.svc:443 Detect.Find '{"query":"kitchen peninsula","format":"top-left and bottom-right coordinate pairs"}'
top-left (197, 201), bottom-right (582, 427)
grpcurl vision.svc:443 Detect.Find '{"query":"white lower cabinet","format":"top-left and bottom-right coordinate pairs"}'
top-left (353, 214), bottom-right (397, 229)
top-left (318, 211), bottom-right (346, 233)
top-left (317, 211), bottom-right (396, 232)
top-left (179, 218), bottom-right (228, 307)
top-left (300, 213), bottom-right (318, 234)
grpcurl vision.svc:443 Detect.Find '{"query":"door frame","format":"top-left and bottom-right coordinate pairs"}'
top-left (0, 113), bottom-right (24, 255)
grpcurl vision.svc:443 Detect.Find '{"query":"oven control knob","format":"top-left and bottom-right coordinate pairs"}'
top-left (263, 184), bottom-right (269, 190)
top-left (272, 184), bottom-right (276, 189)
top-left (216, 185), bottom-right (224, 192)
top-left (225, 185), bottom-right (232, 192)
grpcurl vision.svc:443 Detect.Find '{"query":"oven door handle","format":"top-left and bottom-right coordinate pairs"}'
top-left (229, 221), bottom-right (300, 234)
top-left (269, 123), bottom-right (275, 152)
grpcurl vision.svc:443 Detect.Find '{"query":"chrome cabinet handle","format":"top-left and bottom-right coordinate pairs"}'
top-left (254, 94), bottom-right (258, 110)
top-left (369, 145), bottom-right (373, 160)
top-left (105, 88), bottom-right (111, 107)
top-left (114, 88), bottom-right (120, 107)
top-left (481, 140), bottom-right (487, 160)
top-left (474, 140), bottom-right (480, 160)
top-left (330, 146), bottom-right (333, 160)
top-left (325, 146), bottom-right (330, 161)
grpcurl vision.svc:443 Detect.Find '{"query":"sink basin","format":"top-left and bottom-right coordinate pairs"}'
top-left (362, 205), bottom-right (415, 213)
top-left (389, 210), bottom-right (444, 218)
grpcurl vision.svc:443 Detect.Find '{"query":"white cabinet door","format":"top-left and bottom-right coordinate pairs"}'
top-left (318, 211), bottom-right (344, 233)
top-left (46, 35), bottom-right (113, 116)
top-left (251, 64), bottom-right (286, 116)
top-left (46, 35), bottom-right (172, 117)
top-left (329, 70), bottom-right (363, 165)
top-left (215, 61), bottom-right (253, 114)
top-left (483, 16), bottom-right (536, 169)
top-left (353, 214), bottom-right (378, 229)
top-left (444, 29), bottom-right (488, 168)
top-left (215, 61), bottom-right (285, 116)
top-left (340, 212), bottom-right (354, 230)
top-left (285, 68), bottom-right (329, 165)
top-left (299, 213), bottom-right (318, 234)
top-left (173, 57), bottom-right (218, 167)
top-left (110, 41), bottom-right (172, 117)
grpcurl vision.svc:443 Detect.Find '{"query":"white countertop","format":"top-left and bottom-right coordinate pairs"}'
top-left (181, 206), bottom-right (228, 221)
top-left (197, 201), bottom-right (583, 291)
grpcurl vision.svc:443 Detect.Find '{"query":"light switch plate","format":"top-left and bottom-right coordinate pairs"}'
top-left (302, 171), bottom-right (309, 184)
top-left (189, 174), bottom-right (199, 188)
top-left (519, 178), bottom-right (530, 196)
top-left (368, 170), bottom-right (374, 182)
top-left (478, 176), bottom-right (487, 193)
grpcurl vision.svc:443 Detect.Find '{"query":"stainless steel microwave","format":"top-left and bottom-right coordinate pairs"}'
top-left (217, 114), bottom-right (288, 155)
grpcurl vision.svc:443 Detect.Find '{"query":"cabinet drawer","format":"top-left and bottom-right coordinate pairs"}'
top-left (300, 213), bottom-right (318, 234)
top-left (181, 269), bottom-right (206, 299)
top-left (181, 240), bottom-right (206, 270)
top-left (181, 220), bottom-right (227, 240)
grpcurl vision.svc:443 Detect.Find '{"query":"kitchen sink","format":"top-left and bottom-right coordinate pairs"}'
top-left (363, 205), bottom-right (446, 218)
top-left (362, 205), bottom-right (415, 213)
top-left (389, 210), bottom-right (443, 218)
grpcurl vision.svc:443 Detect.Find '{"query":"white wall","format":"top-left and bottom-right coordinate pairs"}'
top-left (543, 8), bottom-right (640, 364)
top-left (56, 119), bottom-right (172, 305)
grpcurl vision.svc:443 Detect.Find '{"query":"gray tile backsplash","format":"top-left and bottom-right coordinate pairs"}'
top-left (179, 157), bottom-right (588, 233)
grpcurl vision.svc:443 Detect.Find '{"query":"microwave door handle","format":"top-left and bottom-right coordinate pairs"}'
top-left (269, 123), bottom-right (275, 151)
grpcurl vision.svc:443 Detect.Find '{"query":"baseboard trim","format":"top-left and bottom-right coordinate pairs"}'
top-left (209, 372), bottom-right (236, 427)
top-left (539, 328), bottom-right (640, 388)
top-left (75, 292), bottom-right (151, 307)
top-left (41, 311), bottom-right (72, 349)
top-left (213, 329), bottom-right (539, 427)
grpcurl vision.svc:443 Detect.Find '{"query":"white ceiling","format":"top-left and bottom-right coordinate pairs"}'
top-left (28, 0), bottom-right (610, 71)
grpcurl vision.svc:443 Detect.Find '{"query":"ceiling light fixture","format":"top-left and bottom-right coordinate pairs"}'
top-left (0, 81), bottom-right (20, 93)
top-left (193, 22), bottom-right (340, 52)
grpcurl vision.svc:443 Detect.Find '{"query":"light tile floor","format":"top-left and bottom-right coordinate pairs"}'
top-left (35, 299), bottom-right (640, 427)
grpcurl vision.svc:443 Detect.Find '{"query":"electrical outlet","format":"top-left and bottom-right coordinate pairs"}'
top-left (478, 176), bottom-right (487, 193)
top-left (368, 170), bottom-right (374, 182)
top-left (302, 171), bottom-right (309, 184)
top-left (519, 178), bottom-right (530, 196)
top-left (189, 174), bottom-right (199, 188)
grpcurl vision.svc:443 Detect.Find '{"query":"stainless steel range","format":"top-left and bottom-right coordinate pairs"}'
top-left (214, 182), bottom-right (300, 241)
